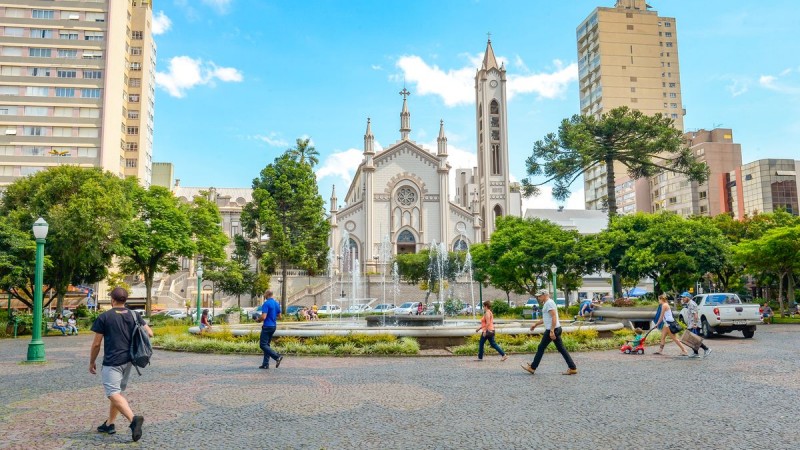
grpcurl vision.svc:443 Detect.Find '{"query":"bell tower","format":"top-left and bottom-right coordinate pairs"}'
top-left (475, 37), bottom-right (510, 240)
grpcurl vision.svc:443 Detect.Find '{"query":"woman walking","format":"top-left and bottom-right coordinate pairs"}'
top-left (653, 294), bottom-right (688, 356)
top-left (476, 301), bottom-right (508, 361)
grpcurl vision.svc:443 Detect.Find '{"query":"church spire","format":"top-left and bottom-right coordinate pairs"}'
top-left (399, 87), bottom-right (411, 140)
top-left (481, 35), bottom-right (500, 71)
top-left (364, 117), bottom-right (374, 154)
top-left (330, 185), bottom-right (338, 213)
top-left (437, 120), bottom-right (448, 156)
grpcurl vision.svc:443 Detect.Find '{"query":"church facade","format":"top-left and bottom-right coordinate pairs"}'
top-left (329, 40), bottom-right (521, 273)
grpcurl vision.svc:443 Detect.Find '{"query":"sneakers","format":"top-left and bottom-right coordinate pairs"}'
top-left (97, 421), bottom-right (116, 435)
top-left (258, 365), bottom-right (269, 369)
top-left (129, 415), bottom-right (144, 442)
top-left (703, 348), bottom-right (712, 358)
top-left (521, 364), bottom-right (536, 375)
top-left (275, 355), bottom-right (284, 368)
top-left (562, 368), bottom-right (578, 375)
top-left (690, 353), bottom-right (701, 359)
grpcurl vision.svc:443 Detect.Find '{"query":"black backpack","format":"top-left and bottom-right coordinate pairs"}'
top-left (128, 310), bottom-right (152, 375)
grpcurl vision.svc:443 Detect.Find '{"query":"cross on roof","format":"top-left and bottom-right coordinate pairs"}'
top-left (487, 31), bottom-right (492, 42)
top-left (399, 87), bottom-right (411, 99)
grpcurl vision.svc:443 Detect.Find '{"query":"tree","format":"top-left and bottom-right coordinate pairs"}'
top-left (118, 185), bottom-right (195, 316)
top-left (0, 215), bottom-right (45, 308)
top-left (187, 192), bottom-right (229, 269)
top-left (247, 152), bottom-right (329, 312)
top-left (0, 166), bottom-right (133, 311)
top-left (735, 226), bottom-right (800, 316)
top-left (521, 106), bottom-right (709, 220)
top-left (286, 138), bottom-right (320, 167)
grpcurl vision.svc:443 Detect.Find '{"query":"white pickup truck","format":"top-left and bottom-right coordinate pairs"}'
top-left (679, 293), bottom-right (760, 339)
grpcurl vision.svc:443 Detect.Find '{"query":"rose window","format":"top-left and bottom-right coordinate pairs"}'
top-left (396, 187), bottom-right (417, 206)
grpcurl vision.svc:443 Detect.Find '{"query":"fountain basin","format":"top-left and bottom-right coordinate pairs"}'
top-left (364, 315), bottom-right (444, 327)
top-left (189, 320), bottom-right (624, 350)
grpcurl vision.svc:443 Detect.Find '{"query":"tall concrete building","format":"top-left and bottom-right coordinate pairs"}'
top-left (577, 0), bottom-right (684, 211)
top-left (651, 128), bottom-right (742, 216)
top-left (0, 0), bottom-right (156, 188)
top-left (725, 159), bottom-right (800, 219)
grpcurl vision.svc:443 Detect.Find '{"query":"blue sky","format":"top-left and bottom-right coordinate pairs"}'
top-left (152, 0), bottom-right (800, 210)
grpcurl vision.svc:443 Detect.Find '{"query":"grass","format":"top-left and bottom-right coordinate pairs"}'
top-left (152, 329), bottom-right (420, 355)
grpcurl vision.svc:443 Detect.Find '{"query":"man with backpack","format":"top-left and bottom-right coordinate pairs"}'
top-left (89, 287), bottom-right (153, 442)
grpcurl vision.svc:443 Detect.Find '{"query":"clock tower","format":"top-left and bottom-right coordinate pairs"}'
top-left (474, 38), bottom-right (511, 240)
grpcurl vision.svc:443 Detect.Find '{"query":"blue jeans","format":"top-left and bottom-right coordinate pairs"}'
top-left (529, 327), bottom-right (576, 370)
top-left (478, 331), bottom-right (505, 359)
top-left (53, 325), bottom-right (67, 335)
top-left (259, 326), bottom-right (281, 367)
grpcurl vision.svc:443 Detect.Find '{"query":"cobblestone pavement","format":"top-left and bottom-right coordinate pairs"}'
top-left (1, 326), bottom-right (797, 449)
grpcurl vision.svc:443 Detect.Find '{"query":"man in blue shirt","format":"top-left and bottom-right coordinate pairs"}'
top-left (256, 290), bottom-right (283, 369)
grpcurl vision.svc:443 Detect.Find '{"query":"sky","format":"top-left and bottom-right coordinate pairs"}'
top-left (151, 0), bottom-right (800, 211)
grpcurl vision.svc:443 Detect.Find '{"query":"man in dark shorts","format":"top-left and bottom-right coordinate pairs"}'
top-left (89, 287), bottom-right (153, 442)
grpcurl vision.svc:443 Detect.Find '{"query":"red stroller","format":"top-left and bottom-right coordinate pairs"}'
top-left (620, 328), bottom-right (654, 355)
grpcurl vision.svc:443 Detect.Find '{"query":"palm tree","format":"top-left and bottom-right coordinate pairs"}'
top-left (286, 138), bottom-right (319, 167)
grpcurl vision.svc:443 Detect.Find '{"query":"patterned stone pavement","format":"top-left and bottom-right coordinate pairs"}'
top-left (0, 326), bottom-right (797, 449)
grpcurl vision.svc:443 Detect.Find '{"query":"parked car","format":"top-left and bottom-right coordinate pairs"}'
top-left (373, 303), bottom-right (396, 313)
top-left (286, 305), bottom-right (304, 315)
top-left (678, 293), bottom-right (760, 338)
top-left (317, 304), bottom-right (342, 315)
top-left (393, 302), bottom-right (421, 315)
top-left (347, 304), bottom-right (372, 313)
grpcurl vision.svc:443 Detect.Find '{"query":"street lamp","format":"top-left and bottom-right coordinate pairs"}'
top-left (610, 269), bottom-right (616, 300)
top-left (550, 264), bottom-right (558, 305)
top-left (195, 263), bottom-right (203, 325)
top-left (27, 217), bottom-right (48, 362)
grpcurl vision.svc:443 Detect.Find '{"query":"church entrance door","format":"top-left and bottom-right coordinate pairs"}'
top-left (396, 230), bottom-right (416, 254)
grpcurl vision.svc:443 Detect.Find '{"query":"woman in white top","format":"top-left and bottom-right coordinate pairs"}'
top-left (653, 294), bottom-right (687, 356)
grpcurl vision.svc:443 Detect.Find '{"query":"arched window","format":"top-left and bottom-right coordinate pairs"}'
top-left (493, 205), bottom-right (503, 229)
top-left (397, 230), bottom-right (416, 254)
top-left (343, 238), bottom-right (359, 272)
top-left (490, 100), bottom-right (499, 114)
top-left (453, 239), bottom-right (469, 252)
top-left (491, 144), bottom-right (501, 175)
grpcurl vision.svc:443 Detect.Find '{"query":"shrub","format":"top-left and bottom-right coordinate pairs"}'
top-left (491, 300), bottom-right (511, 315)
top-left (74, 304), bottom-right (90, 318)
top-left (613, 297), bottom-right (635, 307)
top-left (570, 327), bottom-right (599, 343)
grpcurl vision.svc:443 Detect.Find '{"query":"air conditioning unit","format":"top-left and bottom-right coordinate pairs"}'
top-left (5, 129), bottom-right (17, 135)
top-left (68, 14), bottom-right (79, 20)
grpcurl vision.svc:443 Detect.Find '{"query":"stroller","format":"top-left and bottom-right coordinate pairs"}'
top-left (620, 327), bottom-right (654, 355)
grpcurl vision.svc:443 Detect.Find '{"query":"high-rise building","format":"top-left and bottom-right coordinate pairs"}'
top-left (577, 0), bottom-right (684, 211)
top-left (0, 0), bottom-right (156, 188)
top-left (725, 159), bottom-right (800, 219)
top-left (651, 128), bottom-right (742, 216)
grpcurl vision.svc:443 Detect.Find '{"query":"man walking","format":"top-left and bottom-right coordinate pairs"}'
top-left (680, 292), bottom-right (711, 358)
top-left (522, 289), bottom-right (578, 376)
top-left (256, 290), bottom-right (283, 369)
top-left (89, 287), bottom-right (153, 442)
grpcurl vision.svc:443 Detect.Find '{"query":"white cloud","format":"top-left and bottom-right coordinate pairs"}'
top-left (371, 64), bottom-right (383, 71)
top-left (315, 149), bottom-right (364, 184)
top-left (725, 77), bottom-right (750, 97)
top-left (253, 132), bottom-right (288, 148)
top-left (155, 56), bottom-right (243, 98)
top-left (759, 70), bottom-right (800, 95)
top-left (151, 11), bottom-right (171, 35)
top-left (396, 53), bottom-right (577, 107)
top-left (202, 0), bottom-right (233, 14)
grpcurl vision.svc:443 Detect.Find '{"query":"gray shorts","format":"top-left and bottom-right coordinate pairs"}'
top-left (102, 363), bottom-right (133, 397)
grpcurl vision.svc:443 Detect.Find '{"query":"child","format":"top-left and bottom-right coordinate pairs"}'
top-left (620, 327), bottom-right (645, 353)
top-left (67, 316), bottom-right (78, 335)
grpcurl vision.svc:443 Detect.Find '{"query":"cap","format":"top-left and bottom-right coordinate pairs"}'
top-left (680, 292), bottom-right (691, 298)
top-left (535, 289), bottom-right (549, 297)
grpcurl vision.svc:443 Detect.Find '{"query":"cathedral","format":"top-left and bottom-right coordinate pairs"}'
top-left (329, 40), bottom-right (522, 273)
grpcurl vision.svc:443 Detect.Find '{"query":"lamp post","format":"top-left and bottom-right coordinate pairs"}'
top-left (550, 264), bottom-right (558, 306)
top-left (610, 269), bottom-right (616, 300)
top-left (27, 217), bottom-right (48, 362)
top-left (195, 263), bottom-right (203, 325)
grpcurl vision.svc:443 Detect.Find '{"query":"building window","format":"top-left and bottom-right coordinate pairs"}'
top-left (626, 25), bottom-right (634, 30)
top-left (668, 197), bottom-right (677, 205)
top-left (24, 126), bottom-right (43, 136)
top-left (669, 82), bottom-right (676, 88)
top-left (665, 32), bottom-right (673, 37)
top-left (29, 48), bottom-right (52, 58)
top-left (85, 12), bottom-right (106, 22)
top-left (670, 103), bottom-right (678, 108)
top-left (664, 22), bottom-right (672, 27)
top-left (30, 67), bottom-right (50, 77)
top-left (128, 94), bottom-right (140, 102)
top-left (83, 70), bottom-right (102, 79)
top-left (396, 187), bottom-right (417, 206)
top-left (631, 98), bottom-right (638, 103)
top-left (666, 42), bottom-right (673, 48)
top-left (699, 191), bottom-right (707, 200)
top-left (81, 88), bottom-right (101, 98)
top-left (125, 142), bottom-right (138, 152)
top-left (491, 144), bottom-right (501, 175)
top-left (630, 87), bottom-right (636, 93)
top-left (129, 78), bottom-right (141, 87)
top-left (26, 86), bottom-right (49, 96)
top-left (130, 47), bottom-right (142, 55)
top-left (130, 62), bottom-right (141, 71)
top-left (29, 28), bottom-right (53, 38)
top-left (57, 69), bottom-right (76, 78)
top-left (127, 126), bottom-right (139, 135)
top-left (131, 31), bottom-right (143, 40)
top-left (32, 10), bottom-right (55, 19)
top-left (671, 113), bottom-right (678, 119)
top-left (59, 31), bottom-right (78, 40)
top-left (57, 49), bottom-right (78, 58)
top-left (125, 158), bottom-right (138, 168)
top-left (84, 31), bottom-right (104, 41)
top-left (56, 87), bottom-right (75, 97)
top-left (630, 76), bottom-right (637, 82)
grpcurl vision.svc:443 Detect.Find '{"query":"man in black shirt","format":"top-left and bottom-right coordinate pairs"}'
top-left (89, 287), bottom-right (153, 442)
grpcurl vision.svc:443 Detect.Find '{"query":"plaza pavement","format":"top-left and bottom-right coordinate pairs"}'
top-left (0, 325), bottom-right (797, 449)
